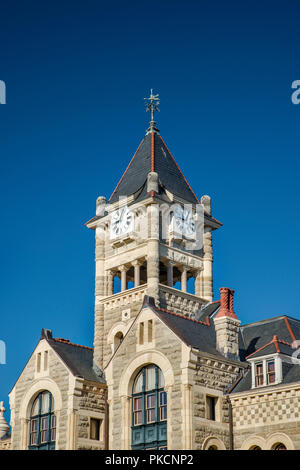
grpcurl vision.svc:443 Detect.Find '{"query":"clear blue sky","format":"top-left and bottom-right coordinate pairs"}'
top-left (0, 0), bottom-right (300, 422)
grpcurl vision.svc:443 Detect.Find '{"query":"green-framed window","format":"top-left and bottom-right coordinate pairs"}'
top-left (29, 391), bottom-right (56, 450)
top-left (131, 365), bottom-right (167, 450)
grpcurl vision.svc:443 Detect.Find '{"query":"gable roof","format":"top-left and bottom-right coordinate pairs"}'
top-left (41, 329), bottom-right (105, 383)
top-left (239, 315), bottom-right (300, 362)
top-left (142, 296), bottom-right (227, 359)
top-left (108, 132), bottom-right (199, 205)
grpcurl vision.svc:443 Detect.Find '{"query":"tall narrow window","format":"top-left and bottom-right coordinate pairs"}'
top-left (148, 320), bottom-right (153, 343)
top-left (36, 353), bottom-right (41, 373)
top-left (206, 396), bottom-right (217, 421)
top-left (29, 391), bottom-right (56, 450)
top-left (90, 418), bottom-right (101, 440)
top-left (44, 351), bottom-right (48, 371)
top-left (131, 365), bottom-right (167, 450)
top-left (139, 322), bottom-right (144, 345)
top-left (255, 363), bottom-right (264, 386)
top-left (267, 360), bottom-right (275, 384)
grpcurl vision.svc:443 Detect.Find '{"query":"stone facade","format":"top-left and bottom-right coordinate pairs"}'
top-left (4, 116), bottom-right (300, 452)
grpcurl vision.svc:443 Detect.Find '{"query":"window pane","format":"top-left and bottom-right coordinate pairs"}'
top-left (133, 397), bottom-right (142, 411)
top-left (31, 397), bottom-right (40, 416)
top-left (147, 408), bottom-right (156, 423)
top-left (160, 392), bottom-right (167, 406)
top-left (133, 372), bottom-right (143, 394)
top-left (30, 420), bottom-right (38, 446)
top-left (50, 396), bottom-right (55, 412)
top-left (160, 406), bottom-right (167, 421)
top-left (159, 369), bottom-right (165, 388)
top-left (268, 361), bottom-right (275, 372)
top-left (146, 366), bottom-right (155, 391)
top-left (147, 394), bottom-right (155, 408)
top-left (255, 364), bottom-right (264, 386)
top-left (50, 415), bottom-right (56, 441)
top-left (134, 411), bottom-right (142, 425)
top-left (41, 392), bottom-right (50, 414)
top-left (40, 417), bottom-right (48, 443)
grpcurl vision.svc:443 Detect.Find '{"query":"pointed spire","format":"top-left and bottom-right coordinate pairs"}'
top-left (144, 89), bottom-right (160, 135)
top-left (0, 401), bottom-right (9, 438)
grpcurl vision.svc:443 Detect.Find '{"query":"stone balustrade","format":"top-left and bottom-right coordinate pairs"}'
top-left (159, 284), bottom-right (206, 317)
top-left (100, 284), bottom-right (147, 311)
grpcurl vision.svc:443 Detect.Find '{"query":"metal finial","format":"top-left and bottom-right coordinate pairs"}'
top-left (144, 89), bottom-right (160, 134)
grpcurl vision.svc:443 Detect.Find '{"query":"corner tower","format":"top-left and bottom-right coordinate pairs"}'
top-left (86, 91), bottom-right (222, 369)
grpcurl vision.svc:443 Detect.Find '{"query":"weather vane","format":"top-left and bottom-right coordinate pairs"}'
top-left (144, 89), bottom-right (160, 128)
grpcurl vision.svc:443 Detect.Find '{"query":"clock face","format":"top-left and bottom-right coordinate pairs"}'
top-left (110, 207), bottom-right (134, 238)
top-left (173, 206), bottom-right (195, 237)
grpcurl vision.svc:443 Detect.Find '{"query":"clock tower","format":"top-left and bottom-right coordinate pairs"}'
top-left (86, 91), bottom-right (222, 370)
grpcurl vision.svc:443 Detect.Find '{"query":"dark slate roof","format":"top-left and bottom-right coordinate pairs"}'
top-left (143, 296), bottom-right (224, 358)
top-left (238, 316), bottom-right (299, 362)
top-left (245, 341), bottom-right (293, 360)
top-left (195, 301), bottom-right (220, 322)
top-left (41, 329), bottom-right (105, 383)
top-left (108, 133), bottom-right (199, 205)
top-left (230, 315), bottom-right (300, 393)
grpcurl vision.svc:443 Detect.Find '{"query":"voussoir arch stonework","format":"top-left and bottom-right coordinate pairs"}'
top-left (19, 378), bottom-right (63, 419)
top-left (119, 350), bottom-right (174, 397)
top-left (202, 436), bottom-right (226, 450)
top-left (240, 435), bottom-right (266, 450)
top-left (265, 432), bottom-right (294, 450)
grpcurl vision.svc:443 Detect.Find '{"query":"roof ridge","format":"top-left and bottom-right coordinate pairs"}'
top-left (157, 306), bottom-right (210, 326)
top-left (158, 135), bottom-right (200, 204)
top-left (241, 315), bottom-right (288, 328)
top-left (245, 335), bottom-right (292, 360)
top-left (53, 338), bottom-right (93, 351)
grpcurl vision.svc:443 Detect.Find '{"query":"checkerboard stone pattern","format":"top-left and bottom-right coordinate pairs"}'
top-left (232, 388), bottom-right (300, 428)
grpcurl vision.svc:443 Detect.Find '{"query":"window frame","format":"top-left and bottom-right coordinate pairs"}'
top-left (131, 365), bottom-right (167, 450)
top-left (29, 391), bottom-right (56, 450)
top-left (250, 355), bottom-right (282, 389)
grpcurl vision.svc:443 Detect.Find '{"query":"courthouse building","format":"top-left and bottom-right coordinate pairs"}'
top-left (1, 92), bottom-right (300, 450)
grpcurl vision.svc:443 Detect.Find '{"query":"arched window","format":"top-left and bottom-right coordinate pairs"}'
top-left (29, 391), bottom-right (56, 450)
top-left (131, 364), bottom-right (167, 450)
top-left (114, 332), bottom-right (124, 350)
top-left (272, 443), bottom-right (287, 450)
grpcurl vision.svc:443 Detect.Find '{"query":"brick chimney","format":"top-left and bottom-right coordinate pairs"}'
top-left (213, 287), bottom-right (240, 360)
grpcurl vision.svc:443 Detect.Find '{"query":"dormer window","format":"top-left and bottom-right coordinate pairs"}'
top-left (251, 357), bottom-right (281, 388)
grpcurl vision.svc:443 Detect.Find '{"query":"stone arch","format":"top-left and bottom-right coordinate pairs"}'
top-left (119, 350), bottom-right (174, 397)
top-left (18, 378), bottom-right (63, 450)
top-left (265, 432), bottom-right (294, 450)
top-left (202, 436), bottom-right (226, 450)
top-left (240, 435), bottom-right (266, 450)
top-left (19, 378), bottom-right (62, 419)
top-left (107, 321), bottom-right (133, 353)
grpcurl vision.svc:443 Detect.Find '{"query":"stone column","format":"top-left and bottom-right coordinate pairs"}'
top-left (166, 261), bottom-right (174, 287)
top-left (106, 270), bottom-right (114, 296)
top-left (194, 269), bottom-right (202, 297)
top-left (132, 260), bottom-right (142, 287)
top-left (94, 226), bottom-right (106, 369)
top-left (181, 266), bottom-right (188, 293)
top-left (119, 265), bottom-right (127, 292)
top-left (147, 203), bottom-right (160, 303)
top-left (202, 229), bottom-right (213, 301)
